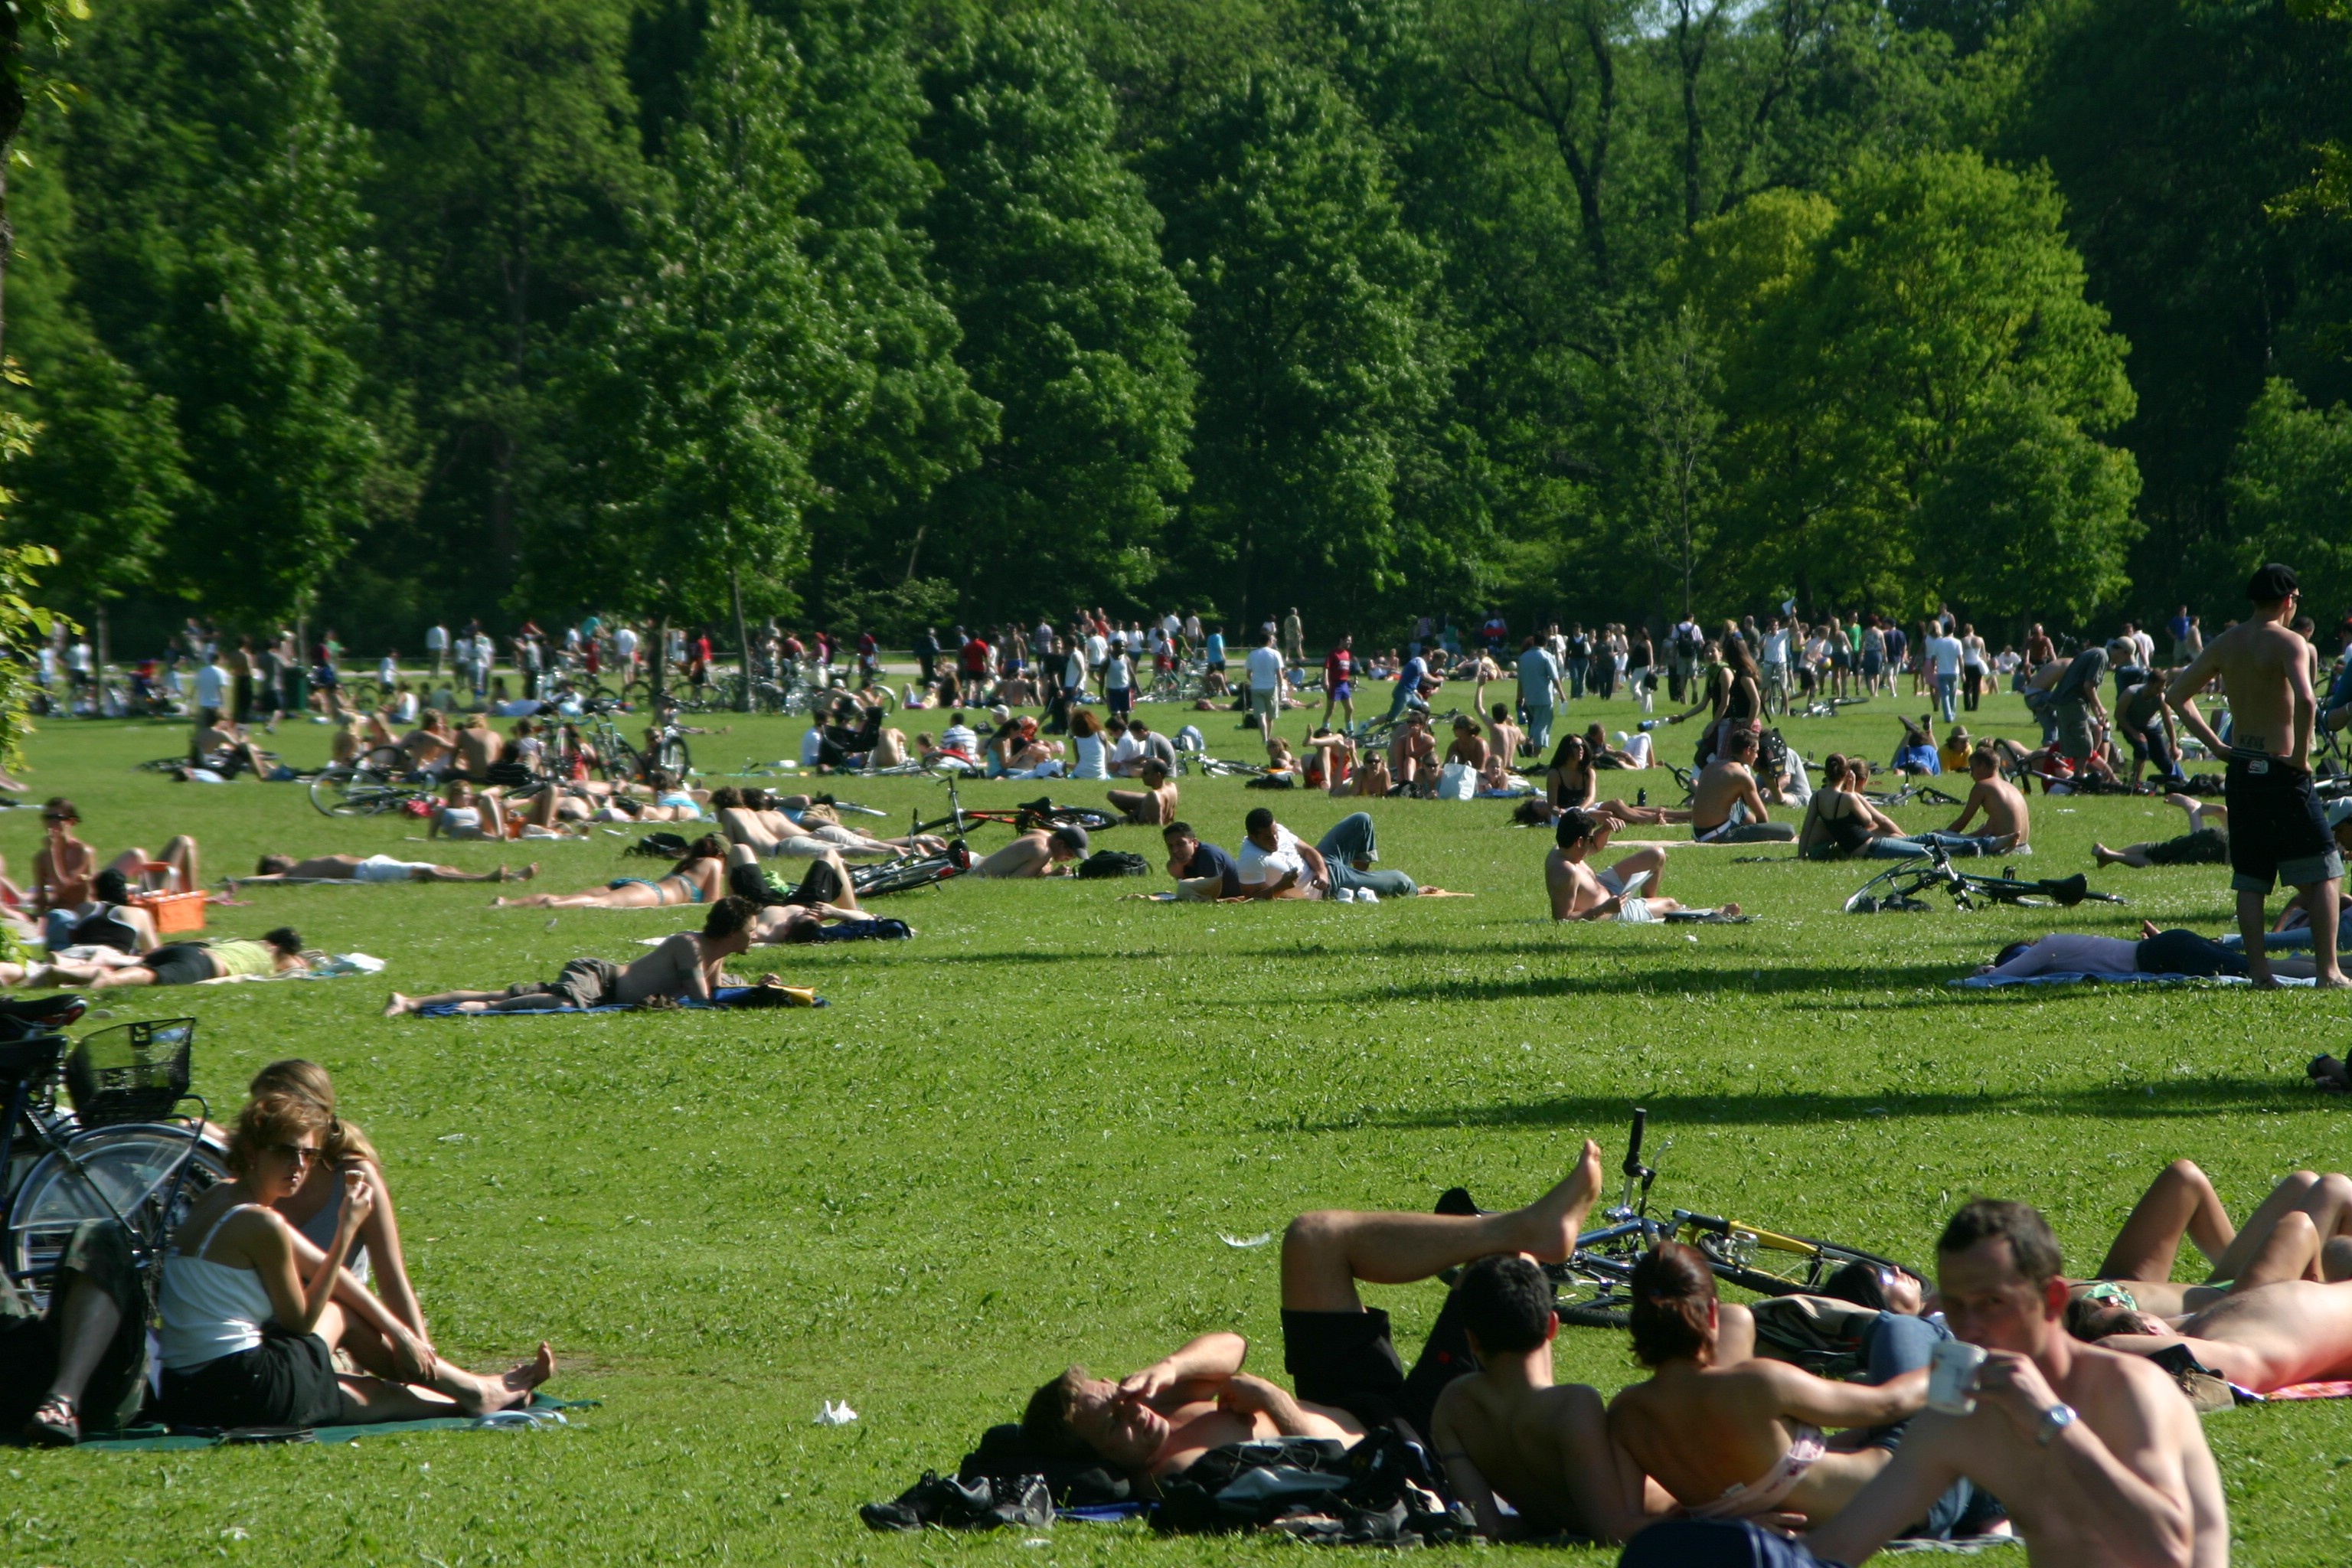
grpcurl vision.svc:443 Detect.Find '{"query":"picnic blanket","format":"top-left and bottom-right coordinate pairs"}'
top-left (2249, 1380), bottom-right (2352, 1402)
top-left (419, 985), bottom-right (825, 1018)
top-left (77, 1395), bottom-right (596, 1450)
top-left (1951, 972), bottom-right (2316, 990)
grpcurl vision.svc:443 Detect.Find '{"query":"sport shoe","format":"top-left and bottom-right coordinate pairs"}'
top-left (1356, 890), bottom-right (1379, 904)
top-left (1333, 887), bottom-right (1355, 902)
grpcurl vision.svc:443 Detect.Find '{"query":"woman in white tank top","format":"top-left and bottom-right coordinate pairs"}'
top-left (159, 1089), bottom-right (554, 1430)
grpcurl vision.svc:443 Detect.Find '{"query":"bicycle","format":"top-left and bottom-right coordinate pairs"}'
top-left (907, 779), bottom-right (1121, 840)
top-left (1446, 1109), bottom-right (1917, 1330)
top-left (1186, 754), bottom-right (1269, 779)
top-left (2, 998), bottom-right (224, 1304)
top-left (1864, 781), bottom-right (1963, 809)
top-left (309, 747), bottom-right (439, 817)
top-left (1844, 844), bottom-right (2128, 914)
top-left (851, 841), bottom-right (976, 898)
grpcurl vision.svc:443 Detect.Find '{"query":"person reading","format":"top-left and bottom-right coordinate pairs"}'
top-left (1547, 810), bottom-right (1733, 922)
top-left (384, 895), bottom-right (760, 1014)
top-left (2166, 561), bottom-right (2349, 987)
top-left (1161, 822), bottom-right (1243, 901)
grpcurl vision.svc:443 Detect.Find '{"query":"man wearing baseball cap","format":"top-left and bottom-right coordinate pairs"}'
top-left (2166, 562), bottom-right (2348, 988)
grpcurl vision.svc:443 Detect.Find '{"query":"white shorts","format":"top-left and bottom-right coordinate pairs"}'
top-left (353, 854), bottom-right (423, 884)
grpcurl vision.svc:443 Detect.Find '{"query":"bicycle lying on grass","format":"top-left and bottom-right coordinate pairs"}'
top-left (1844, 844), bottom-right (2128, 914)
top-left (906, 779), bottom-right (1120, 841)
top-left (1, 997), bottom-right (220, 1304)
top-left (850, 841), bottom-right (976, 898)
top-left (1442, 1109), bottom-right (1916, 1330)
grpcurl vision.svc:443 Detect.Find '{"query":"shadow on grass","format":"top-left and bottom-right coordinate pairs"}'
top-left (1329, 961), bottom-right (1962, 1002)
top-left (1276, 1079), bottom-right (2322, 1134)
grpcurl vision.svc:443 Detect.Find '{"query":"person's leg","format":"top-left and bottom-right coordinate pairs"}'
top-left (2301, 874), bottom-right (2346, 985)
top-left (2208, 1171), bottom-right (2350, 1282)
top-left (420, 863), bottom-right (511, 883)
top-left (1280, 1142), bottom-right (1602, 1312)
top-left (2097, 1160), bottom-right (2239, 1282)
top-left (332, 1341), bottom-right (553, 1423)
top-left (2236, 884), bottom-right (2275, 986)
top-left (2093, 841), bottom-right (2159, 868)
top-left (1315, 812), bottom-right (1379, 868)
top-left (1606, 846), bottom-right (1667, 897)
top-left (1106, 788), bottom-right (1147, 819)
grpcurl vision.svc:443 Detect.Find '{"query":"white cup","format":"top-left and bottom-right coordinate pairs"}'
top-left (1927, 1338), bottom-right (1987, 1416)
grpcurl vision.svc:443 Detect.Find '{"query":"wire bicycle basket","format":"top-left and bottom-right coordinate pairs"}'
top-left (66, 1019), bottom-right (198, 1128)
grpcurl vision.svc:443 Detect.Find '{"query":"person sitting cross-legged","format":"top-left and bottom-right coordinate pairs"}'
top-left (1688, 728), bottom-right (1796, 844)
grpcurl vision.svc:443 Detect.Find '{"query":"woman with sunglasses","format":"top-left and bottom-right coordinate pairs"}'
top-left (247, 1060), bottom-right (428, 1349)
top-left (158, 1088), bottom-right (552, 1430)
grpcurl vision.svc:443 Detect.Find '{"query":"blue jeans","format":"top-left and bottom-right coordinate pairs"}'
top-left (1935, 672), bottom-right (1957, 722)
top-left (1566, 658), bottom-right (1588, 699)
top-left (1867, 832), bottom-right (1997, 859)
top-left (1385, 682), bottom-right (1421, 723)
top-left (1856, 1313), bottom-right (1977, 1539)
top-left (1316, 812), bottom-right (1418, 897)
top-left (1524, 702), bottom-right (1555, 753)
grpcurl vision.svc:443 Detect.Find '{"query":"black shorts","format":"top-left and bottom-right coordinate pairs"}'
top-left (506, 956), bottom-right (620, 1008)
top-left (0, 1220), bottom-right (149, 1434)
top-left (2224, 751), bottom-right (2344, 893)
top-left (161, 1323), bottom-right (342, 1430)
top-left (1282, 1308), bottom-right (1407, 1432)
top-left (145, 942), bottom-right (217, 986)
top-left (2146, 827), bottom-right (2229, 867)
top-left (2135, 929), bottom-right (2249, 978)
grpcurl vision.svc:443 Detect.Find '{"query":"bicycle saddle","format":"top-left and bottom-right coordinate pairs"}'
top-left (0, 994), bottom-right (87, 1031)
top-left (2039, 874), bottom-right (2090, 907)
top-left (0, 1033), bottom-right (68, 1089)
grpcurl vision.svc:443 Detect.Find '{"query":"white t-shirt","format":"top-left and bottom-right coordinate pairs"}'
top-left (1246, 645), bottom-right (1285, 694)
top-left (1106, 654), bottom-right (1133, 692)
top-left (425, 626), bottom-right (448, 652)
top-left (616, 627), bottom-right (640, 660)
top-left (1086, 633), bottom-right (1108, 667)
top-left (1927, 635), bottom-right (1965, 678)
top-left (1073, 733), bottom-right (1110, 779)
top-left (1236, 825), bottom-right (1308, 888)
top-left (194, 663), bottom-right (227, 710)
top-left (1112, 733), bottom-right (1148, 769)
top-left (1762, 629), bottom-right (1791, 665)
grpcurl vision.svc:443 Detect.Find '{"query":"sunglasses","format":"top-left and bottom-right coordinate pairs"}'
top-left (266, 1143), bottom-right (325, 1168)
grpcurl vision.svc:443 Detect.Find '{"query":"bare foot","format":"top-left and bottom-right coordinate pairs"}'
top-left (498, 1342), bottom-right (556, 1407)
top-left (1720, 902), bottom-right (1742, 916)
top-left (2316, 974), bottom-right (2352, 991)
top-left (492, 896), bottom-right (512, 908)
top-left (2093, 843), bottom-right (2122, 867)
top-left (2139, 919), bottom-right (2162, 939)
top-left (383, 992), bottom-right (412, 1018)
top-left (1517, 1140), bottom-right (1605, 1263)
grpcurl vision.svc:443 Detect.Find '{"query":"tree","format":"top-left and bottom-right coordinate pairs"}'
top-left (2228, 379), bottom-right (2352, 619)
top-left (553, 0), bottom-right (841, 680)
top-left (1617, 307), bottom-right (1722, 619)
top-left (917, 10), bottom-right (1194, 618)
top-left (1158, 64), bottom-right (1447, 630)
top-left (67, 0), bottom-right (384, 623)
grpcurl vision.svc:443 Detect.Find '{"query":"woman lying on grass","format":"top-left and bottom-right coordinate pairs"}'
top-left (2069, 1159), bottom-right (2352, 1319)
top-left (158, 1089), bottom-right (550, 1430)
top-left (2, 927), bottom-right (311, 989)
top-left (492, 835), bottom-right (729, 909)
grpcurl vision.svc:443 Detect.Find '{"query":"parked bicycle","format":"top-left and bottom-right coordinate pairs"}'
top-left (1845, 844), bottom-right (2128, 914)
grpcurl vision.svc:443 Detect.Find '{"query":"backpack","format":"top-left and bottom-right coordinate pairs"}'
top-left (625, 831), bottom-right (691, 860)
top-left (1149, 1424), bottom-right (1470, 1543)
top-left (1075, 850), bottom-right (1150, 879)
top-left (1746, 1294), bottom-right (1881, 1380)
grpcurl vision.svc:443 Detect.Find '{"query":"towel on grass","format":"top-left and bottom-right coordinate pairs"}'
top-left (1950, 972), bottom-right (2316, 990)
top-left (419, 985), bottom-right (825, 1018)
top-left (77, 1395), bottom-right (597, 1450)
top-left (2249, 1380), bottom-right (2352, 1402)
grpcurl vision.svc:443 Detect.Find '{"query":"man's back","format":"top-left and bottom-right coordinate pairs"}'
top-left (1690, 761), bottom-right (1754, 829)
top-left (2197, 617), bottom-right (2306, 757)
top-left (616, 933), bottom-right (708, 1004)
top-left (1436, 1374), bottom-right (1630, 1537)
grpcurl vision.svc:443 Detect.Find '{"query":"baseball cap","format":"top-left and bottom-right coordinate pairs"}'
top-left (1051, 825), bottom-right (1089, 854)
top-left (2248, 563), bottom-right (2300, 603)
top-left (988, 704), bottom-right (1011, 721)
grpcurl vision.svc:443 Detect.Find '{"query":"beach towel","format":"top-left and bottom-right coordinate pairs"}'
top-left (1951, 972), bottom-right (2315, 990)
top-left (419, 985), bottom-right (825, 1017)
top-left (77, 1395), bottom-right (596, 1450)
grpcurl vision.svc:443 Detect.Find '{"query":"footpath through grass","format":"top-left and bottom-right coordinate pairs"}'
top-left (4, 691), bottom-right (2349, 1566)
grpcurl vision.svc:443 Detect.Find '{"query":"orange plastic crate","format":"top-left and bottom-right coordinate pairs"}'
top-left (132, 889), bottom-right (207, 934)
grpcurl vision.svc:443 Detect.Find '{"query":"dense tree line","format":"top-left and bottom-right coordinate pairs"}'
top-left (1, 0), bottom-right (2347, 652)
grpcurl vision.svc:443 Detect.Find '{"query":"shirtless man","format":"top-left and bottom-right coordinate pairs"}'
top-left (1936, 747), bottom-right (2031, 853)
top-left (1545, 809), bottom-right (1728, 922)
top-left (712, 787), bottom-right (935, 861)
top-left (1021, 1146), bottom-right (1608, 1494)
top-left (394, 710), bottom-right (456, 775)
top-left (1443, 715), bottom-right (1488, 773)
top-left (1432, 1253), bottom-right (1661, 1541)
top-left (972, 825), bottom-right (1088, 878)
top-left (382, 894), bottom-right (760, 1014)
top-left (1389, 710), bottom-right (1437, 795)
top-left (2167, 561), bottom-right (2348, 987)
top-left (1784, 1200), bottom-right (2228, 1568)
top-left (1688, 729), bottom-right (1795, 843)
top-left (453, 714), bottom-right (504, 779)
top-left (242, 853), bottom-right (534, 885)
top-left (1106, 759), bottom-right (1178, 828)
top-left (189, 712), bottom-right (271, 778)
top-left (1486, 705), bottom-right (1525, 769)
top-left (2077, 1278), bottom-right (2352, 1394)
top-left (731, 846), bottom-right (887, 943)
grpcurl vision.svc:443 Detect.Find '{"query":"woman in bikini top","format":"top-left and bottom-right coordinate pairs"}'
top-left (1544, 737), bottom-right (1597, 813)
top-left (1798, 756), bottom-right (1906, 859)
top-left (490, 836), bottom-right (730, 909)
top-left (1605, 1243), bottom-right (1926, 1528)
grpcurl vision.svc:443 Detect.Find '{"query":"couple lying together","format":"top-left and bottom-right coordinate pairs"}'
top-left (5, 1060), bottom-right (550, 1442)
top-left (1016, 1145), bottom-right (2230, 1565)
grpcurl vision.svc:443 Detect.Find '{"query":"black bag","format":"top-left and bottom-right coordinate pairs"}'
top-left (624, 831), bottom-right (691, 860)
top-left (1075, 850), bottom-right (1149, 879)
top-left (860, 1472), bottom-right (1053, 1532)
top-left (959, 1423), bottom-right (1130, 1505)
top-left (1150, 1424), bottom-right (1470, 1544)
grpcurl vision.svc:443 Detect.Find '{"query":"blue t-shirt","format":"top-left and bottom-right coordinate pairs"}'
top-left (1184, 841), bottom-right (1243, 900)
top-left (1398, 655), bottom-right (1428, 691)
top-left (1894, 743), bottom-right (1940, 776)
top-left (1207, 632), bottom-right (1227, 665)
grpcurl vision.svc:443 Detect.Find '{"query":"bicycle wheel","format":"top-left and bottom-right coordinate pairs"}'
top-left (5, 1123), bottom-right (229, 1295)
top-left (652, 733), bottom-right (692, 776)
top-left (1677, 1214), bottom-right (1911, 1299)
top-left (310, 769), bottom-right (399, 817)
top-left (852, 856), bottom-right (961, 897)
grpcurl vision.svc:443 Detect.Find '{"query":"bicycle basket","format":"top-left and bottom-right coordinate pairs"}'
top-left (65, 1018), bottom-right (197, 1127)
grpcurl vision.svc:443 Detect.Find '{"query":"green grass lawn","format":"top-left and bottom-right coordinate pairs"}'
top-left (5, 689), bottom-right (2349, 1566)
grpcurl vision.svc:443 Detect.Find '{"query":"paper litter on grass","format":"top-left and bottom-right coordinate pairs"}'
top-left (816, 1400), bottom-right (858, 1426)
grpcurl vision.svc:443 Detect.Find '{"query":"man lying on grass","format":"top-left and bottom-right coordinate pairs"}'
top-left (1021, 1144), bottom-right (1658, 1540)
top-left (1629, 1199), bottom-right (2226, 1568)
top-left (383, 895), bottom-right (757, 1014)
top-left (1546, 809), bottom-right (1738, 922)
top-left (724, 844), bottom-right (904, 944)
top-left (241, 852), bottom-right (537, 885)
top-left (7, 928), bottom-right (311, 990)
top-left (2069, 1277), bottom-right (2352, 1395)
top-left (2073, 1159), bottom-right (2352, 1319)
top-left (1233, 808), bottom-right (1462, 900)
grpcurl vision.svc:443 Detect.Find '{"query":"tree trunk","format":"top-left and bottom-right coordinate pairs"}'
top-left (0, 7), bottom-right (23, 366)
top-left (730, 562), bottom-right (753, 714)
top-left (96, 603), bottom-right (109, 684)
top-left (651, 612), bottom-right (669, 710)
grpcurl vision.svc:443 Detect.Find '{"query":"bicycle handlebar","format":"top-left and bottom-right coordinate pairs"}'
top-left (1624, 1108), bottom-right (1647, 1178)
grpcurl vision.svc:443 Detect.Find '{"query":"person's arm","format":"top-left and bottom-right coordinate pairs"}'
top-left (1752, 1359), bottom-right (1926, 1430)
top-left (2165, 642), bottom-right (2230, 756)
top-left (2288, 639), bottom-right (2318, 770)
top-left (253, 1175), bottom-right (370, 1336)
top-left (1431, 1390), bottom-right (1521, 1540)
top-left (1943, 785), bottom-right (1986, 837)
top-left (1985, 1354), bottom-right (2196, 1567)
top-left (1739, 773), bottom-right (1771, 823)
top-left (1118, 1331), bottom-right (1247, 1409)
top-left (1241, 867), bottom-right (1302, 900)
top-left (1215, 1371), bottom-right (1354, 1439)
top-left (1294, 838), bottom-right (1331, 890)
top-left (1805, 1420), bottom-right (1969, 1566)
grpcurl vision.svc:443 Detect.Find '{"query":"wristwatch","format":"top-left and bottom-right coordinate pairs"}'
top-left (2036, 1402), bottom-right (2079, 1446)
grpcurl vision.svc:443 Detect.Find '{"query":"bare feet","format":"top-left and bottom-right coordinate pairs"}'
top-left (384, 993), bottom-right (413, 1018)
top-left (2093, 843), bottom-right (2122, 867)
top-left (2139, 919), bottom-right (2162, 939)
top-left (1720, 902), bottom-right (1743, 916)
top-left (498, 1343), bottom-right (556, 1408)
top-left (2316, 973), bottom-right (2352, 990)
top-left (1517, 1140), bottom-right (1605, 1263)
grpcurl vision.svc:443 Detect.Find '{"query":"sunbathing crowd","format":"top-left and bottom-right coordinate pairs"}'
top-left (992, 1138), bottom-right (2352, 1564)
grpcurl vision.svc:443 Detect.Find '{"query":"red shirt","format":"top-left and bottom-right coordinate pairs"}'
top-left (961, 639), bottom-right (991, 675)
top-left (1324, 649), bottom-right (1354, 688)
